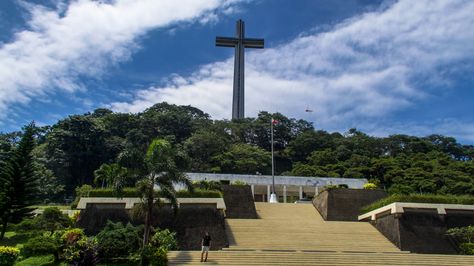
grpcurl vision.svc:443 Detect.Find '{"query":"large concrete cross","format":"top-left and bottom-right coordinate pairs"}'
top-left (216, 19), bottom-right (264, 120)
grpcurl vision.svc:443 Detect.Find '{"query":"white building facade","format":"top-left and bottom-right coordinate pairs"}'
top-left (185, 173), bottom-right (368, 203)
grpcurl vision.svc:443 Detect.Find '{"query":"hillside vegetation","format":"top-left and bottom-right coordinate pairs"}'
top-left (1, 102), bottom-right (473, 200)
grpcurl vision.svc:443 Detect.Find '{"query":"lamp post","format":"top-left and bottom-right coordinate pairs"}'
top-left (269, 117), bottom-right (278, 203)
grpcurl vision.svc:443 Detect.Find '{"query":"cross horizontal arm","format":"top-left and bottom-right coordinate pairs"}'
top-left (216, 36), bottom-right (238, 47)
top-left (243, 38), bottom-right (264, 48)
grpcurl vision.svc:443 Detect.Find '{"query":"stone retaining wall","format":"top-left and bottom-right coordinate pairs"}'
top-left (370, 209), bottom-right (474, 254)
top-left (222, 185), bottom-right (258, 219)
top-left (313, 188), bottom-right (387, 221)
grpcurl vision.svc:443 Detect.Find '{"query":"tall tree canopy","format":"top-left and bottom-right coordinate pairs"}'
top-left (2, 102), bottom-right (473, 199)
top-left (0, 123), bottom-right (40, 239)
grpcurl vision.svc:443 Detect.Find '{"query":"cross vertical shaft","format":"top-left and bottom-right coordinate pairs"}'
top-left (216, 19), bottom-right (264, 120)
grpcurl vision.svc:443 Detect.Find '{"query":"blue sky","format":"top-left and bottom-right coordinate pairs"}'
top-left (1, 0), bottom-right (474, 144)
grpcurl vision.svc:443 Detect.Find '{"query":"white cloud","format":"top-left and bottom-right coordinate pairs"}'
top-left (112, 0), bottom-right (474, 140)
top-left (0, 0), bottom-right (243, 120)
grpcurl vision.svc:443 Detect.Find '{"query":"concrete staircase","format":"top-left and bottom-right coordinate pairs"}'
top-left (168, 202), bottom-right (474, 265)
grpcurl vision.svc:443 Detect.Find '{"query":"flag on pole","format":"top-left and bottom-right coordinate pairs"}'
top-left (271, 118), bottom-right (279, 125)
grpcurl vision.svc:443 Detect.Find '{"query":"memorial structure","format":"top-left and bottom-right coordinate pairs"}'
top-left (216, 19), bottom-right (264, 119)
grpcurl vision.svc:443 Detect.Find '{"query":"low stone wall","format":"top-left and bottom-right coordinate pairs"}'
top-left (370, 209), bottom-right (474, 254)
top-left (221, 185), bottom-right (258, 219)
top-left (313, 188), bottom-right (387, 221)
top-left (77, 205), bottom-right (228, 250)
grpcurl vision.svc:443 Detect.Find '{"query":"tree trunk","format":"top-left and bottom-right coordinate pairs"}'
top-left (141, 178), bottom-right (155, 266)
top-left (0, 218), bottom-right (8, 240)
top-left (143, 177), bottom-right (155, 246)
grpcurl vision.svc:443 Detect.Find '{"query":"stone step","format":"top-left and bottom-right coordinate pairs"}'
top-left (168, 203), bottom-right (474, 265)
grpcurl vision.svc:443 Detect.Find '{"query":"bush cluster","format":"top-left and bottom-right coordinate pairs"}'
top-left (446, 225), bottom-right (474, 255)
top-left (74, 187), bottom-right (222, 199)
top-left (60, 228), bottom-right (99, 265)
top-left (0, 246), bottom-right (20, 266)
top-left (95, 221), bottom-right (142, 259)
top-left (21, 235), bottom-right (59, 258)
top-left (361, 194), bottom-right (474, 214)
top-left (363, 183), bottom-right (378, 190)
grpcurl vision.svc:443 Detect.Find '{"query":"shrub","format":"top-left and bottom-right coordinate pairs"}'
top-left (37, 207), bottom-right (72, 235)
top-left (14, 219), bottom-right (37, 232)
top-left (193, 180), bottom-right (222, 191)
top-left (21, 235), bottom-right (59, 258)
top-left (361, 194), bottom-right (474, 214)
top-left (0, 246), bottom-right (20, 266)
top-left (149, 229), bottom-right (178, 251)
top-left (95, 221), bottom-right (142, 259)
top-left (175, 189), bottom-right (222, 198)
top-left (364, 183), bottom-right (378, 190)
top-left (460, 243), bottom-right (474, 255)
top-left (232, 180), bottom-right (247, 186)
top-left (75, 185), bottom-right (93, 197)
top-left (60, 229), bottom-right (98, 265)
top-left (74, 187), bottom-right (222, 198)
top-left (15, 254), bottom-right (55, 266)
top-left (142, 246), bottom-right (167, 266)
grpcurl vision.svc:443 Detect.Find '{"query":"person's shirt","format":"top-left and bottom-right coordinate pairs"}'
top-left (202, 235), bottom-right (211, 246)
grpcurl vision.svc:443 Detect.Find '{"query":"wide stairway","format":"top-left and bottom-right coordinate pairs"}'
top-left (168, 202), bottom-right (474, 265)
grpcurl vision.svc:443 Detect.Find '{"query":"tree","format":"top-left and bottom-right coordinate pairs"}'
top-left (184, 129), bottom-right (230, 171)
top-left (0, 123), bottom-right (39, 239)
top-left (46, 115), bottom-right (111, 195)
top-left (136, 139), bottom-right (192, 247)
top-left (212, 143), bottom-right (271, 174)
top-left (36, 207), bottom-right (72, 235)
top-left (94, 163), bottom-right (128, 197)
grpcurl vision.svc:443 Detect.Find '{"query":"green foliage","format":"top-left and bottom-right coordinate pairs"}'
top-left (149, 229), bottom-right (178, 251)
top-left (60, 228), bottom-right (98, 265)
top-left (75, 185), bottom-right (93, 197)
top-left (21, 235), bottom-right (59, 258)
top-left (141, 246), bottom-right (167, 266)
top-left (175, 189), bottom-right (222, 198)
top-left (0, 123), bottom-right (40, 240)
top-left (212, 143), bottom-right (271, 174)
top-left (94, 163), bottom-right (128, 197)
top-left (363, 183), bottom-right (378, 190)
top-left (3, 106), bottom-right (474, 212)
top-left (83, 187), bottom-right (142, 198)
top-left (232, 180), bottom-right (247, 186)
top-left (446, 226), bottom-right (474, 243)
top-left (0, 246), bottom-right (20, 266)
top-left (193, 180), bottom-right (222, 191)
top-left (95, 221), bottom-right (142, 259)
top-left (459, 243), bottom-right (474, 255)
top-left (36, 207), bottom-right (72, 235)
top-left (361, 194), bottom-right (474, 214)
top-left (73, 187), bottom-right (221, 198)
top-left (136, 138), bottom-right (192, 246)
top-left (15, 254), bottom-right (56, 266)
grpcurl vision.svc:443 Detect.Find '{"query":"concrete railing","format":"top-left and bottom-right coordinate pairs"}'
top-left (77, 197), bottom-right (226, 211)
top-left (358, 202), bottom-right (474, 221)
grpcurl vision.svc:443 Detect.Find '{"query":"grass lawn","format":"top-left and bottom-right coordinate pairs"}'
top-left (32, 205), bottom-right (70, 210)
top-left (0, 231), bottom-right (30, 249)
top-left (15, 255), bottom-right (64, 266)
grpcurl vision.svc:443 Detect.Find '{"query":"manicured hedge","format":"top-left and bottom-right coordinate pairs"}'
top-left (81, 188), bottom-right (222, 198)
top-left (361, 194), bottom-right (474, 214)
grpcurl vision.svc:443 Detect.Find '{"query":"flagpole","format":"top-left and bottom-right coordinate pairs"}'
top-left (270, 117), bottom-right (278, 203)
top-left (271, 118), bottom-right (275, 194)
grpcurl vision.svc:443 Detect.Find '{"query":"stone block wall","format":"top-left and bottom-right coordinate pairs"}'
top-left (77, 204), bottom-right (228, 250)
top-left (370, 209), bottom-right (474, 254)
top-left (313, 188), bottom-right (387, 221)
top-left (221, 185), bottom-right (258, 219)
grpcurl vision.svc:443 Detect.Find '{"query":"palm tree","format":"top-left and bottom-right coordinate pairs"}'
top-left (138, 139), bottom-right (192, 246)
top-left (94, 163), bottom-right (128, 197)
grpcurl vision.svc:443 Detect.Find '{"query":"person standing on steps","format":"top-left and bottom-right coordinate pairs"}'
top-left (201, 231), bottom-right (212, 262)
